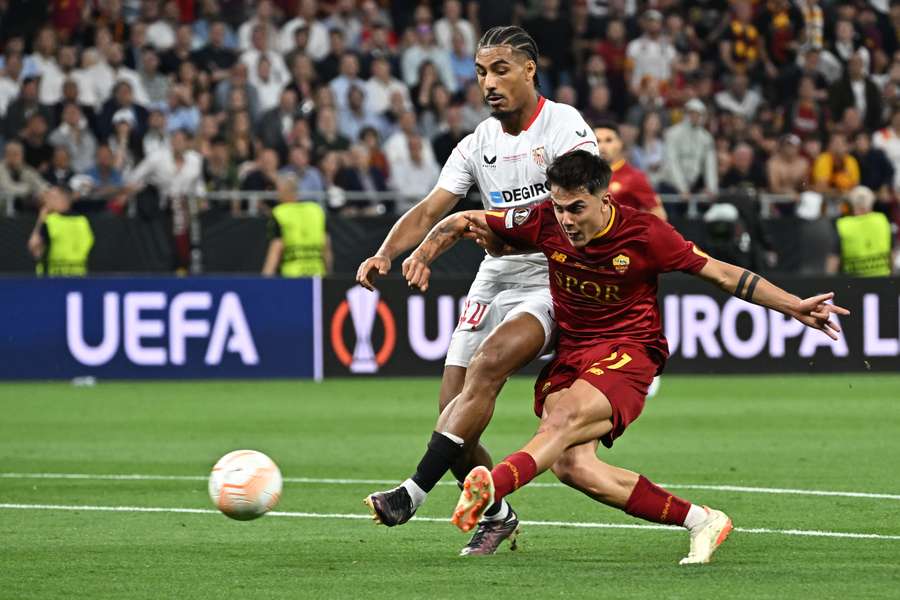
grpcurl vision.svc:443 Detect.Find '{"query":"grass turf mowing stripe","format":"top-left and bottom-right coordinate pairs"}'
top-left (1, 502), bottom-right (899, 541)
top-left (3, 472), bottom-right (900, 501)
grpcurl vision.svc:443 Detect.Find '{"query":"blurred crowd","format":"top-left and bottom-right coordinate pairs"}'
top-left (0, 0), bottom-right (899, 228)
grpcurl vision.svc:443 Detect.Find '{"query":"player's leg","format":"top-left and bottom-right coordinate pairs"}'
top-left (437, 366), bottom-right (493, 483)
top-left (551, 444), bottom-right (732, 564)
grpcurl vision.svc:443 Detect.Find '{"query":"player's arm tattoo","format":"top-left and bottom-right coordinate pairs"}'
top-left (412, 213), bottom-right (468, 265)
top-left (733, 270), bottom-right (761, 302)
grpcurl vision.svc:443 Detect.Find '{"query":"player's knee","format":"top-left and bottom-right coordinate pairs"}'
top-left (465, 346), bottom-right (512, 394)
top-left (537, 394), bottom-right (584, 440)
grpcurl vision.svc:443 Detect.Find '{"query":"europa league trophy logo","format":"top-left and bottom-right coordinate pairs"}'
top-left (346, 285), bottom-right (379, 373)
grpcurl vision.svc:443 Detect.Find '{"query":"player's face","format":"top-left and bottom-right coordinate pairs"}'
top-left (474, 46), bottom-right (535, 118)
top-left (551, 186), bottom-right (612, 248)
top-left (594, 127), bottom-right (623, 162)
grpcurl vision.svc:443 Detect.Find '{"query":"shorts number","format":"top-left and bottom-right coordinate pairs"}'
top-left (585, 351), bottom-right (632, 376)
top-left (459, 300), bottom-right (488, 327)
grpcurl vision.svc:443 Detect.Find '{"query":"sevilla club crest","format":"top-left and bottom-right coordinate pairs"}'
top-left (532, 146), bottom-right (546, 167)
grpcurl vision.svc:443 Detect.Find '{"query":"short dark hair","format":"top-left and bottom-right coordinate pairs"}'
top-left (546, 150), bottom-right (612, 195)
top-left (592, 120), bottom-right (620, 136)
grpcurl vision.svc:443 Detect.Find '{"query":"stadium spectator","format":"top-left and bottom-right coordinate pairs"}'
top-left (435, 0), bottom-right (475, 56)
top-left (835, 185), bottom-right (895, 276)
top-left (853, 131), bottom-right (895, 201)
top-left (794, 191), bottom-right (840, 275)
top-left (42, 145), bottom-right (75, 187)
top-left (160, 24), bottom-right (195, 76)
top-left (330, 52), bottom-right (366, 113)
top-left (359, 126), bottom-right (390, 181)
top-left (325, 0), bottom-right (363, 47)
top-left (203, 135), bottom-right (240, 213)
top-left (873, 109), bottom-right (900, 192)
top-left (227, 110), bottom-right (256, 164)
top-left (48, 103), bottom-right (97, 173)
top-left (281, 0), bottom-right (330, 61)
top-left (460, 80), bottom-right (490, 133)
top-left (401, 21), bottom-right (456, 94)
top-left (829, 54), bottom-right (883, 133)
top-left (384, 109), bottom-right (434, 167)
top-left (822, 21), bottom-right (870, 80)
top-left (757, 0), bottom-right (805, 73)
top-left (720, 143), bottom-right (767, 193)
top-left (145, 0), bottom-right (177, 51)
top-left (582, 83), bottom-right (616, 127)
top-left (312, 106), bottom-right (351, 161)
top-left (143, 105), bottom-right (170, 157)
top-left (785, 75), bottom-right (828, 141)
top-left (448, 30), bottom-right (476, 92)
top-left (630, 111), bottom-right (665, 187)
top-left (766, 134), bottom-right (810, 197)
top-left (660, 99), bottom-right (718, 197)
top-left (365, 55), bottom-right (410, 116)
top-left (812, 132), bottom-right (860, 195)
top-left (719, 1), bottom-right (764, 77)
top-left (339, 84), bottom-right (384, 143)
top-left (19, 113), bottom-right (53, 172)
top-left (137, 47), bottom-right (169, 105)
top-left (237, 0), bottom-right (279, 52)
top-left (262, 173), bottom-right (332, 277)
top-left (432, 104), bottom-right (469, 167)
top-left (85, 144), bottom-right (126, 212)
top-left (127, 128), bottom-right (204, 200)
top-left (4, 76), bottom-right (53, 141)
top-left (0, 140), bottom-right (48, 211)
top-left (337, 143), bottom-right (388, 213)
top-left (241, 24), bottom-right (290, 90)
top-left (625, 10), bottom-right (675, 97)
top-left (257, 88), bottom-right (298, 157)
top-left (32, 27), bottom-right (65, 106)
top-left (280, 145), bottom-right (325, 197)
top-left (191, 20), bottom-right (238, 84)
top-left (214, 63), bottom-right (260, 119)
top-left (715, 73), bottom-right (762, 121)
top-left (241, 146), bottom-right (280, 198)
top-left (0, 54), bottom-right (23, 116)
top-left (595, 20), bottom-right (629, 117)
top-left (523, 0), bottom-right (574, 92)
top-left (192, 3), bottom-right (238, 51)
top-left (388, 134), bottom-right (439, 212)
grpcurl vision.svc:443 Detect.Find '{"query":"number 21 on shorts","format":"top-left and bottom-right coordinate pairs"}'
top-left (586, 351), bottom-right (632, 376)
top-left (458, 299), bottom-right (488, 329)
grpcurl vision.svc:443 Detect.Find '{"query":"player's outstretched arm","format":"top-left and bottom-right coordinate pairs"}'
top-left (356, 186), bottom-right (459, 291)
top-left (695, 257), bottom-right (850, 340)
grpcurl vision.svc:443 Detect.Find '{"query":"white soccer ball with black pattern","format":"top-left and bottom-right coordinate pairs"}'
top-left (209, 450), bottom-right (282, 520)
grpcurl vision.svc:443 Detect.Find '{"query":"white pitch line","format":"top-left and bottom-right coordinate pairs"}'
top-left (1, 503), bottom-right (898, 541)
top-left (2, 472), bottom-right (900, 501)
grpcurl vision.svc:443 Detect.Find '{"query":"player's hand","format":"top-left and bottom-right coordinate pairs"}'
top-left (356, 254), bottom-right (391, 291)
top-left (462, 214), bottom-right (507, 257)
top-left (402, 252), bottom-right (432, 292)
top-left (791, 292), bottom-right (850, 341)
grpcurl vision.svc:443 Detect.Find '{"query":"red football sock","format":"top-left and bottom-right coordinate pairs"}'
top-left (491, 452), bottom-right (537, 501)
top-left (624, 475), bottom-right (691, 526)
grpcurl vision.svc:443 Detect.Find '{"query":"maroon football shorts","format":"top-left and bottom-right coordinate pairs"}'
top-left (533, 340), bottom-right (664, 448)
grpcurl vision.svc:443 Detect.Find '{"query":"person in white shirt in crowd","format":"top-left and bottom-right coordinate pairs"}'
top-left (91, 43), bottom-right (150, 107)
top-left (145, 0), bottom-right (178, 51)
top-left (365, 56), bottom-right (411, 116)
top-left (660, 98), bottom-right (718, 197)
top-left (281, 0), bottom-right (330, 60)
top-left (435, 0), bottom-right (475, 55)
top-left (625, 9), bottom-right (676, 96)
top-left (252, 55), bottom-right (286, 113)
top-left (48, 102), bottom-right (98, 173)
top-left (402, 21), bottom-right (458, 94)
top-left (715, 72), bottom-right (762, 120)
top-left (330, 52), bottom-right (366, 113)
top-left (127, 127), bottom-right (205, 207)
top-left (143, 104), bottom-right (170, 158)
top-left (68, 49), bottom-right (100, 108)
top-left (873, 108), bottom-right (900, 192)
top-left (238, 0), bottom-right (280, 52)
top-left (30, 26), bottom-right (65, 105)
top-left (459, 80), bottom-right (490, 132)
top-left (241, 24), bottom-right (290, 89)
top-left (388, 134), bottom-right (440, 212)
top-left (384, 109), bottom-right (436, 167)
top-left (0, 53), bottom-right (22, 116)
top-left (138, 47), bottom-right (170, 105)
top-left (324, 0), bottom-right (363, 48)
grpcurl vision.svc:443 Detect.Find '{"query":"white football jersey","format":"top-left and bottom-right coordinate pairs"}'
top-left (437, 96), bottom-right (598, 284)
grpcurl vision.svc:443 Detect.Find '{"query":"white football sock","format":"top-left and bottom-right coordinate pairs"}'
top-left (683, 504), bottom-right (708, 530)
top-left (482, 498), bottom-right (510, 522)
top-left (401, 478), bottom-right (427, 509)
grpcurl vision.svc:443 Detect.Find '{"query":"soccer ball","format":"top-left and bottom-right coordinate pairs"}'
top-left (209, 450), bottom-right (283, 520)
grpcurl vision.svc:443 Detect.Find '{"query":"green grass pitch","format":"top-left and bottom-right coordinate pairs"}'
top-left (1, 375), bottom-right (899, 599)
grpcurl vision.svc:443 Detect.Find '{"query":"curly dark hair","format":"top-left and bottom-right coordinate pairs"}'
top-left (546, 150), bottom-right (613, 195)
top-left (476, 26), bottom-right (540, 88)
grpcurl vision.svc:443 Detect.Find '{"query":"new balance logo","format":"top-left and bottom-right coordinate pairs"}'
top-left (483, 154), bottom-right (497, 165)
top-left (575, 129), bottom-right (587, 137)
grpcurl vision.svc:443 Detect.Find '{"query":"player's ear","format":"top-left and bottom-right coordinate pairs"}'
top-left (525, 59), bottom-right (536, 85)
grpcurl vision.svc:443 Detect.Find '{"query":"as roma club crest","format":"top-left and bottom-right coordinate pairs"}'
top-left (612, 254), bottom-right (630, 274)
top-left (532, 145), bottom-right (546, 167)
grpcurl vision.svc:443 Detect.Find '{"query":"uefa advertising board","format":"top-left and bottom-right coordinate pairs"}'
top-left (322, 276), bottom-right (900, 376)
top-left (0, 278), bottom-right (321, 380)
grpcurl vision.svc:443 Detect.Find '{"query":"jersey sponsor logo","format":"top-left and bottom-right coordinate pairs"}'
top-left (483, 154), bottom-right (497, 167)
top-left (612, 254), bottom-right (630, 274)
top-left (488, 181), bottom-right (549, 205)
top-left (330, 285), bottom-right (396, 373)
top-left (553, 271), bottom-right (623, 304)
top-left (532, 145), bottom-right (546, 167)
top-left (575, 129), bottom-right (588, 137)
